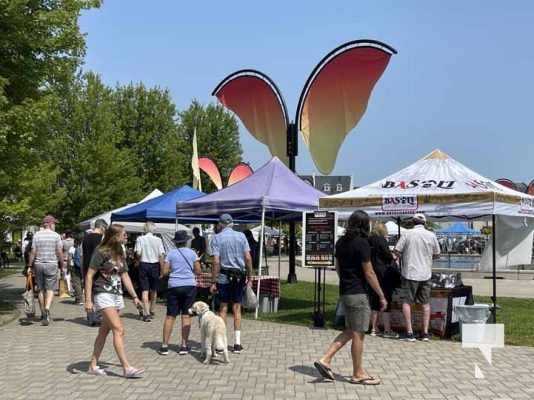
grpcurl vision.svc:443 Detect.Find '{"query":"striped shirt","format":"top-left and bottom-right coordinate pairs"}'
top-left (32, 230), bottom-right (62, 264)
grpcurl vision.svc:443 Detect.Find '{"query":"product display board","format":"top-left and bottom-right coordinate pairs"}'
top-left (302, 211), bottom-right (337, 268)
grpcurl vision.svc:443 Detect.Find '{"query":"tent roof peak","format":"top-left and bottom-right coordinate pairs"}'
top-left (425, 149), bottom-right (449, 160)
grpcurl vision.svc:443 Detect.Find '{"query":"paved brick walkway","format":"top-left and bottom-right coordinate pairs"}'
top-left (1, 272), bottom-right (534, 399)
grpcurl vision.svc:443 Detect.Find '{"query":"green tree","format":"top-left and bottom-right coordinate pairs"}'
top-left (113, 83), bottom-right (188, 192)
top-left (0, 0), bottom-right (102, 230)
top-left (52, 73), bottom-right (143, 227)
top-left (180, 100), bottom-right (243, 192)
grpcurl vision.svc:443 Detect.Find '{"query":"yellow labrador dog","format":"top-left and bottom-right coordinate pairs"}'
top-left (189, 301), bottom-right (229, 364)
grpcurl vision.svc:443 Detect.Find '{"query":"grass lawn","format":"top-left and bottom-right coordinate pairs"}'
top-left (475, 295), bottom-right (534, 347)
top-left (248, 281), bottom-right (534, 347)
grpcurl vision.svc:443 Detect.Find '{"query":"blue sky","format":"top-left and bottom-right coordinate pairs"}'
top-left (80, 1), bottom-right (534, 187)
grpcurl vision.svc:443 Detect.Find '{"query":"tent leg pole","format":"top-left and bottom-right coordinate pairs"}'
top-left (492, 214), bottom-right (497, 324)
top-left (287, 221), bottom-right (297, 283)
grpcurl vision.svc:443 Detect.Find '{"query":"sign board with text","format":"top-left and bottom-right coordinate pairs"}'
top-left (302, 211), bottom-right (337, 268)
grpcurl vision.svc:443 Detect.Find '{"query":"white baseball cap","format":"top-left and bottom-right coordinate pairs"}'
top-left (413, 213), bottom-right (426, 222)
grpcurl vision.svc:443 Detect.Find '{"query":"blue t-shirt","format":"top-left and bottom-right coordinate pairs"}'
top-left (165, 247), bottom-right (198, 288)
top-left (210, 227), bottom-right (250, 284)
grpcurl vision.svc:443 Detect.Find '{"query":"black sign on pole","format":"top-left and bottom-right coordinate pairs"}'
top-left (303, 211), bottom-right (337, 328)
top-left (303, 211), bottom-right (336, 268)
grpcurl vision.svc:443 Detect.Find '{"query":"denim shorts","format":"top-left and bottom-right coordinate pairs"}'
top-left (93, 292), bottom-right (124, 311)
top-left (166, 286), bottom-right (197, 317)
top-left (216, 281), bottom-right (245, 304)
top-left (139, 262), bottom-right (160, 291)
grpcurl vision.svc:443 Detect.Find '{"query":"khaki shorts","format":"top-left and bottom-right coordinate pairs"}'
top-left (341, 294), bottom-right (370, 332)
top-left (401, 278), bottom-right (431, 304)
top-left (33, 263), bottom-right (58, 291)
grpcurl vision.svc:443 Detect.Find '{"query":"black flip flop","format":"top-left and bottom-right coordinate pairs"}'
top-left (314, 361), bottom-right (334, 380)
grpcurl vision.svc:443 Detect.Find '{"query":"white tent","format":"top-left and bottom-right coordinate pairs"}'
top-left (79, 189), bottom-right (191, 251)
top-left (250, 225), bottom-right (281, 240)
top-left (80, 189), bottom-right (163, 230)
top-left (319, 149), bottom-right (534, 320)
top-left (385, 221), bottom-right (406, 236)
top-left (321, 149), bottom-right (534, 221)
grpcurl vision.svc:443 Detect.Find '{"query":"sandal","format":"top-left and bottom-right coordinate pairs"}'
top-left (349, 376), bottom-right (381, 385)
top-left (314, 361), bottom-right (334, 381)
top-left (87, 366), bottom-right (107, 376)
top-left (123, 367), bottom-right (145, 379)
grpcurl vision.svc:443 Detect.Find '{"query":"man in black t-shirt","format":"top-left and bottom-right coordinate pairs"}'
top-left (82, 218), bottom-right (108, 326)
top-left (314, 210), bottom-right (386, 386)
top-left (190, 227), bottom-right (207, 265)
top-left (82, 219), bottom-right (108, 277)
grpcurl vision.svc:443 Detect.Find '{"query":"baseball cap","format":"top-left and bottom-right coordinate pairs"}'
top-left (43, 214), bottom-right (59, 224)
top-left (413, 213), bottom-right (426, 222)
top-left (219, 213), bottom-right (233, 224)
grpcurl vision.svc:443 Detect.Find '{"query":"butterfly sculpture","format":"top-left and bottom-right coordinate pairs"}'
top-left (211, 39), bottom-right (397, 175)
top-left (198, 156), bottom-right (254, 190)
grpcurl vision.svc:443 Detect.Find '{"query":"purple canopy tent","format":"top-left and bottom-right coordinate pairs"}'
top-left (176, 156), bottom-right (324, 223)
top-left (176, 156), bottom-right (325, 318)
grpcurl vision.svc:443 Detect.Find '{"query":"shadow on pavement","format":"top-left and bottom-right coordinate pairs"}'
top-left (18, 317), bottom-right (34, 326)
top-left (65, 316), bottom-right (91, 327)
top-left (66, 360), bottom-right (122, 377)
top-left (289, 364), bottom-right (332, 382)
top-left (140, 340), bottom-right (162, 352)
top-left (120, 312), bottom-right (145, 321)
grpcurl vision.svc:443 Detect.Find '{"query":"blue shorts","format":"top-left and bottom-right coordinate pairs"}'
top-left (139, 262), bottom-right (160, 291)
top-left (166, 286), bottom-right (197, 317)
top-left (217, 281), bottom-right (245, 304)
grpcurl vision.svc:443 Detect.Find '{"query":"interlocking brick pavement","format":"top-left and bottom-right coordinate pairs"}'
top-left (1, 273), bottom-right (534, 399)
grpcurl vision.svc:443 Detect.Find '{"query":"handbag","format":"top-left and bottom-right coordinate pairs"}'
top-left (390, 259), bottom-right (402, 276)
top-left (22, 275), bottom-right (36, 319)
top-left (242, 284), bottom-right (258, 309)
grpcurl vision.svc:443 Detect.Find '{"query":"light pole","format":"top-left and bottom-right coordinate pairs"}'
top-left (212, 39), bottom-right (397, 283)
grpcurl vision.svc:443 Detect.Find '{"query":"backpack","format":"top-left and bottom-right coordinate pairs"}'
top-left (73, 246), bottom-right (81, 268)
top-left (24, 240), bottom-right (32, 258)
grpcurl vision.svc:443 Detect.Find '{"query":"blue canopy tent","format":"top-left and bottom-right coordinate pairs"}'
top-left (111, 184), bottom-right (205, 223)
top-left (436, 222), bottom-right (481, 236)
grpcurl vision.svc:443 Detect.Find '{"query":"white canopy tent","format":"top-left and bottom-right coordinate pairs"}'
top-left (79, 189), bottom-right (191, 252)
top-left (320, 149), bottom-right (534, 321)
top-left (80, 189), bottom-right (163, 230)
top-left (385, 221), bottom-right (406, 236)
top-left (250, 225), bottom-right (281, 240)
top-left (321, 150), bottom-right (534, 222)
